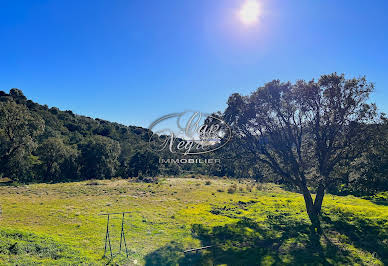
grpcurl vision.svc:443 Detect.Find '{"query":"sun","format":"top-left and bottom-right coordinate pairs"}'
top-left (239, 0), bottom-right (261, 25)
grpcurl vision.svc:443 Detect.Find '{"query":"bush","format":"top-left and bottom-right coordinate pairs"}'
top-left (144, 176), bottom-right (158, 183)
top-left (228, 184), bottom-right (237, 194)
top-left (85, 180), bottom-right (101, 186)
top-left (205, 180), bottom-right (212, 185)
top-left (135, 175), bottom-right (159, 183)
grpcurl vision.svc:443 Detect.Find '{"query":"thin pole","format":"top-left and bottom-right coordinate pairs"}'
top-left (107, 214), bottom-right (113, 258)
top-left (122, 213), bottom-right (129, 257)
top-left (103, 214), bottom-right (110, 257)
top-left (119, 213), bottom-right (123, 251)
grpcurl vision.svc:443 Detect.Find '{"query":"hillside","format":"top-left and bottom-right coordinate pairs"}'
top-left (0, 89), bottom-right (211, 183)
top-left (0, 89), bottom-right (151, 142)
top-left (0, 177), bottom-right (387, 265)
top-left (0, 88), bottom-right (151, 153)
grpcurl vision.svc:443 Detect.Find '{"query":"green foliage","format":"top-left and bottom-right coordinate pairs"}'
top-left (0, 99), bottom-right (44, 182)
top-left (128, 150), bottom-right (160, 177)
top-left (36, 137), bottom-right (79, 182)
top-left (0, 89), bottom-right (187, 183)
top-left (79, 135), bottom-right (121, 179)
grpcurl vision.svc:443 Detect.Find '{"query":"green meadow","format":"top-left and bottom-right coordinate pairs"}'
top-left (0, 177), bottom-right (387, 265)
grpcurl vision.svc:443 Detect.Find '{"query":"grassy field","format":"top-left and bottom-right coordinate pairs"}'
top-left (0, 177), bottom-right (387, 265)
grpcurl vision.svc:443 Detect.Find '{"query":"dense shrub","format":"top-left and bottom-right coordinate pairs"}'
top-left (227, 184), bottom-right (237, 194)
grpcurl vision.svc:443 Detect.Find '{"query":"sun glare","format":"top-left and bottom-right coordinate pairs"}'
top-left (239, 0), bottom-right (261, 25)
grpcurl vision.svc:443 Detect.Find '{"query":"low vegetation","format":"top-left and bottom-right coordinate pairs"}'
top-left (0, 229), bottom-right (92, 265)
top-left (0, 177), bottom-right (386, 265)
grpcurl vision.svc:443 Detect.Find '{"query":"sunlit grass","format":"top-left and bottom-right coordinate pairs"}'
top-left (0, 177), bottom-right (386, 265)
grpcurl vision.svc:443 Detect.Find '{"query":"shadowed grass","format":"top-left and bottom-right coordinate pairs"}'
top-left (0, 228), bottom-right (95, 265)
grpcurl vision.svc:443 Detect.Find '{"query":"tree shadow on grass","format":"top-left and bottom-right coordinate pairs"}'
top-left (321, 211), bottom-right (388, 265)
top-left (370, 200), bottom-right (388, 206)
top-left (144, 213), bottom-right (369, 265)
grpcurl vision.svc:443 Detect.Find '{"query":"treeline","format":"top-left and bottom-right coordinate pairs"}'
top-left (207, 126), bottom-right (388, 196)
top-left (0, 89), bottom-right (174, 183)
top-left (0, 88), bottom-right (264, 183)
top-left (1, 86), bottom-right (387, 196)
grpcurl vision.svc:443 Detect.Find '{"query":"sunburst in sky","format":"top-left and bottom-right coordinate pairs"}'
top-left (239, 0), bottom-right (261, 25)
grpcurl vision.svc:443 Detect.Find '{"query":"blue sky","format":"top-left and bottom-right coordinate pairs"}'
top-left (1, 0), bottom-right (387, 128)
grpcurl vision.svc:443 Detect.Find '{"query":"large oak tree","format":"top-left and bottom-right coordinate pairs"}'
top-left (222, 73), bottom-right (378, 231)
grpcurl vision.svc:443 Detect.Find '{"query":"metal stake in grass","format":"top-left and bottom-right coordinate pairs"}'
top-left (100, 212), bottom-right (131, 259)
top-left (119, 212), bottom-right (129, 257)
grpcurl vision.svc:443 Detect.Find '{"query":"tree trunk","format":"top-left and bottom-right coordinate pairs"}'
top-left (300, 183), bottom-right (325, 234)
top-left (314, 182), bottom-right (325, 213)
